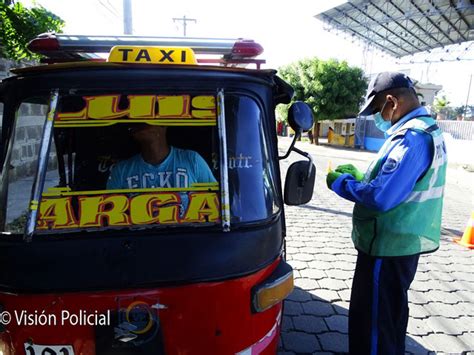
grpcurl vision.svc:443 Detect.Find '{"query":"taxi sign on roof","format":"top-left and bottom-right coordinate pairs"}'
top-left (108, 46), bottom-right (197, 65)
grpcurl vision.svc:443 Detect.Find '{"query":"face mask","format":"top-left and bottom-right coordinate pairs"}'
top-left (373, 100), bottom-right (392, 132)
top-left (374, 112), bottom-right (391, 132)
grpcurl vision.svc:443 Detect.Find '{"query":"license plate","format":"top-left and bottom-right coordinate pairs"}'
top-left (24, 343), bottom-right (74, 355)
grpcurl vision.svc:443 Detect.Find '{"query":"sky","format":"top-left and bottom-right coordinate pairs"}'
top-left (24, 0), bottom-right (474, 106)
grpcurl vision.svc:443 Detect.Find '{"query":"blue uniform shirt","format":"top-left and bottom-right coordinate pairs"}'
top-left (332, 107), bottom-right (434, 212)
top-left (107, 146), bottom-right (216, 189)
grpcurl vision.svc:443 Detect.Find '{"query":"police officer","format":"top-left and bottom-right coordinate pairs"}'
top-left (326, 72), bottom-right (447, 354)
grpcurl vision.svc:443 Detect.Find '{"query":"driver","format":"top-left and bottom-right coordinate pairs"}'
top-left (107, 124), bottom-right (216, 190)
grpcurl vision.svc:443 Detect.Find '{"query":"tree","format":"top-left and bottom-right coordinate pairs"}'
top-left (433, 95), bottom-right (455, 120)
top-left (466, 105), bottom-right (474, 121)
top-left (454, 105), bottom-right (474, 121)
top-left (433, 95), bottom-right (449, 111)
top-left (277, 58), bottom-right (367, 144)
top-left (0, 0), bottom-right (64, 60)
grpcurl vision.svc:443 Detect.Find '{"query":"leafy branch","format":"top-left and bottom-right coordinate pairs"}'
top-left (0, 0), bottom-right (64, 60)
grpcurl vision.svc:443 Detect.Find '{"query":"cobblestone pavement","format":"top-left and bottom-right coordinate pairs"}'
top-left (277, 137), bottom-right (474, 355)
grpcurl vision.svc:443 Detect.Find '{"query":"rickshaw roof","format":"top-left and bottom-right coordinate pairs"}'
top-left (9, 61), bottom-right (277, 77)
top-left (22, 33), bottom-right (267, 69)
top-left (0, 34), bottom-right (294, 104)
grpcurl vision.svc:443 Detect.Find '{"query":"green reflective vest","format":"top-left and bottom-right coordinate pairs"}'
top-left (352, 116), bottom-right (447, 257)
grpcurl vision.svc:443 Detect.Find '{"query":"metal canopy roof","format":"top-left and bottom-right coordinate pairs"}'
top-left (315, 0), bottom-right (474, 58)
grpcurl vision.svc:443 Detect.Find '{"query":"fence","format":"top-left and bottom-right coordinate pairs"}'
top-left (437, 120), bottom-right (474, 141)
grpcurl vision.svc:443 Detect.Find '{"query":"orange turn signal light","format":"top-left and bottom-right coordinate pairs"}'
top-left (252, 261), bottom-right (294, 313)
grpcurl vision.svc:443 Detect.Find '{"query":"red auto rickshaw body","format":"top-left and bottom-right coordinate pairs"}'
top-left (0, 35), bottom-right (313, 355)
top-left (0, 258), bottom-right (282, 355)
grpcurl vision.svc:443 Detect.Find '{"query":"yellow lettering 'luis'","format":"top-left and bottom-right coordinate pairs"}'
top-left (57, 95), bottom-right (216, 121)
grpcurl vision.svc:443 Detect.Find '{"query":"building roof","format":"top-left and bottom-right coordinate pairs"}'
top-left (314, 0), bottom-right (474, 58)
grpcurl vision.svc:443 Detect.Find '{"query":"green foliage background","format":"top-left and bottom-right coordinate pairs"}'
top-left (0, 0), bottom-right (64, 60)
top-left (433, 94), bottom-right (473, 120)
top-left (277, 58), bottom-right (367, 123)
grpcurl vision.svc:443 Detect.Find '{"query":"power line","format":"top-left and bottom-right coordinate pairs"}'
top-left (97, 3), bottom-right (118, 25)
top-left (172, 15), bottom-right (197, 37)
top-left (105, 0), bottom-right (120, 17)
top-left (98, 0), bottom-right (120, 20)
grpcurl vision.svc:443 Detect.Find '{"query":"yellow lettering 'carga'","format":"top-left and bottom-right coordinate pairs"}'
top-left (36, 192), bottom-right (220, 230)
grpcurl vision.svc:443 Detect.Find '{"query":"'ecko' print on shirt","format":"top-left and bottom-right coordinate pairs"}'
top-left (125, 168), bottom-right (189, 188)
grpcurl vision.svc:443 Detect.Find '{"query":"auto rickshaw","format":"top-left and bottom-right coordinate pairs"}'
top-left (0, 34), bottom-right (315, 355)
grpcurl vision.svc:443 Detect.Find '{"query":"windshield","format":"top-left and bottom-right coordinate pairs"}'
top-left (0, 90), bottom-right (280, 236)
top-left (2, 99), bottom-right (49, 232)
top-left (2, 93), bottom-right (219, 234)
top-left (225, 94), bottom-right (280, 223)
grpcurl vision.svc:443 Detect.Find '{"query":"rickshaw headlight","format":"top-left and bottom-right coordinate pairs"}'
top-left (252, 261), bottom-right (294, 313)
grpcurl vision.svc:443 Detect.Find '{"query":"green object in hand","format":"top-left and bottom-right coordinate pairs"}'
top-left (326, 171), bottom-right (342, 189)
top-left (335, 164), bottom-right (364, 181)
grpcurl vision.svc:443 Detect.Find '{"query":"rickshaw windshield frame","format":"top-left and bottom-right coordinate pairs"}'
top-left (0, 76), bottom-right (281, 239)
top-left (29, 90), bottom-right (222, 238)
top-left (25, 90), bottom-right (59, 241)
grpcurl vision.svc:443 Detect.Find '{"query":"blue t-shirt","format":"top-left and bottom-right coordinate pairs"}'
top-left (107, 146), bottom-right (216, 189)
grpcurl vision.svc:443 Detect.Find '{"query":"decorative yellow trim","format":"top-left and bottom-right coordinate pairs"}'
top-left (54, 119), bottom-right (216, 128)
top-left (29, 200), bottom-right (39, 210)
top-left (191, 182), bottom-right (219, 187)
top-left (42, 185), bottom-right (219, 197)
top-left (46, 187), bottom-right (72, 193)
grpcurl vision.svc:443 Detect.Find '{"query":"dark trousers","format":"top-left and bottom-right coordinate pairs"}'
top-left (348, 251), bottom-right (420, 355)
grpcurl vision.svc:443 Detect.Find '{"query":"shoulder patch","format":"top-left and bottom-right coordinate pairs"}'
top-left (382, 158), bottom-right (399, 174)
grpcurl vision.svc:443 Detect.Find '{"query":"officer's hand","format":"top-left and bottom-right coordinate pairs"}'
top-left (335, 164), bottom-right (364, 181)
top-left (326, 171), bottom-right (342, 190)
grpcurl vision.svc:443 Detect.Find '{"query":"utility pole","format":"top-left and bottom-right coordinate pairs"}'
top-left (123, 0), bottom-right (133, 35)
top-left (464, 73), bottom-right (472, 120)
top-left (173, 15), bottom-right (197, 37)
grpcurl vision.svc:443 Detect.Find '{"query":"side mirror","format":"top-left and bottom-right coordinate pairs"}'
top-left (279, 102), bottom-right (314, 161)
top-left (288, 101), bottom-right (314, 133)
top-left (284, 160), bottom-right (316, 205)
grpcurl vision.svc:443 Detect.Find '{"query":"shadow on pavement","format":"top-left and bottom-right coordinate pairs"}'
top-left (316, 143), bottom-right (373, 154)
top-left (298, 205), bottom-right (353, 218)
top-left (278, 286), bottom-right (432, 354)
top-left (441, 226), bottom-right (463, 238)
